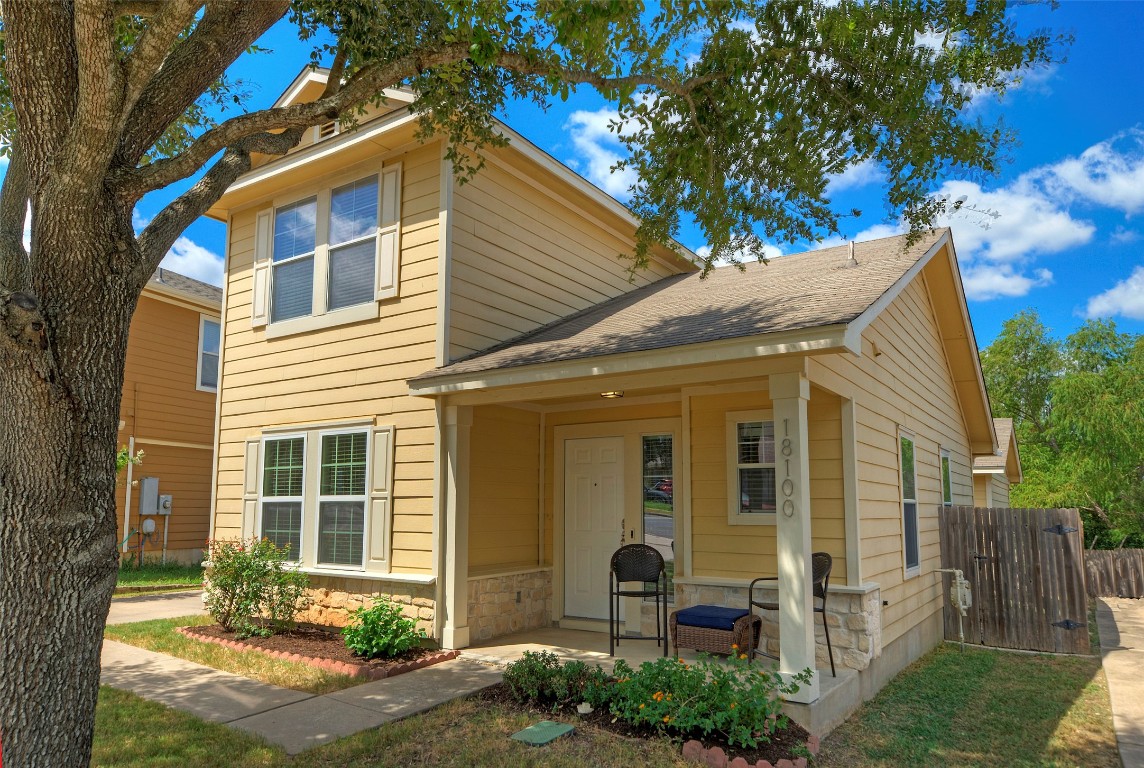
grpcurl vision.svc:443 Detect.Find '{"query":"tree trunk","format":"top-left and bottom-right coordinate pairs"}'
top-left (0, 193), bottom-right (140, 767)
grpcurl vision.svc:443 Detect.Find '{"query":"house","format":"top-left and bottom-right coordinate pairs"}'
top-left (117, 269), bottom-right (222, 565)
top-left (205, 67), bottom-right (1018, 727)
top-left (973, 417), bottom-right (1021, 507)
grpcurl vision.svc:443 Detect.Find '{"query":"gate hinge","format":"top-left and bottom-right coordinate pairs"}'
top-left (1043, 524), bottom-right (1078, 535)
top-left (1052, 619), bottom-right (1084, 630)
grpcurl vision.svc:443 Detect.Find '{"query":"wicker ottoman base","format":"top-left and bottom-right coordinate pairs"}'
top-left (670, 609), bottom-right (762, 657)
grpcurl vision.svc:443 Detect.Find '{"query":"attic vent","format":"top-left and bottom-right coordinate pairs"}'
top-left (316, 121), bottom-right (338, 140)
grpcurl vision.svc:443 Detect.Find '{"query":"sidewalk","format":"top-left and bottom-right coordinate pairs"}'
top-left (100, 593), bottom-right (502, 755)
top-left (1096, 597), bottom-right (1144, 768)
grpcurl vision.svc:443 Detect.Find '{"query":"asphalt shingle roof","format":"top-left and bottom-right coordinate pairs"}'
top-left (411, 229), bottom-right (948, 384)
top-left (975, 418), bottom-right (1015, 470)
top-left (148, 268), bottom-right (223, 307)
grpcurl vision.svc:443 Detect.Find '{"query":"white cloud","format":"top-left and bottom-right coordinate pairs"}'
top-left (160, 236), bottom-right (223, 286)
top-left (22, 208), bottom-right (30, 250)
top-left (1085, 265), bottom-right (1144, 320)
top-left (564, 107), bottom-right (639, 200)
top-left (961, 264), bottom-right (1053, 301)
top-left (1041, 129), bottom-right (1144, 215)
top-left (827, 158), bottom-right (883, 194)
top-left (1111, 226), bottom-right (1140, 245)
top-left (932, 177), bottom-right (1094, 262)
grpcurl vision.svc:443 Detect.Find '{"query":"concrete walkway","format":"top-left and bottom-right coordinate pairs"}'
top-left (1097, 597), bottom-right (1144, 768)
top-left (100, 592), bottom-right (502, 754)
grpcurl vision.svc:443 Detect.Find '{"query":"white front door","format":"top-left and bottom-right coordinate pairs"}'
top-left (564, 437), bottom-right (624, 620)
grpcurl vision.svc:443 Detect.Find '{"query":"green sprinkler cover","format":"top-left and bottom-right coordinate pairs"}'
top-left (510, 720), bottom-right (575, 746)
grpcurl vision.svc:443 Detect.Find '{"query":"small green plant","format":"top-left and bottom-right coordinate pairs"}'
top-left (342, 596), bottom-right (425, 659)
top-left (203, 538), bottom-right (310, 639)
top-left (607, 653), bottom-right (811, 748)
top-left (502, 651), bottom-right (610, 708)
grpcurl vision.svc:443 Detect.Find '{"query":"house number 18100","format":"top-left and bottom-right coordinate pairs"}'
top-left (781, 418), bottom-right (796, 517)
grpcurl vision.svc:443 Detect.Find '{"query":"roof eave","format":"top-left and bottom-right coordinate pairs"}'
top-left (408, 324), bottom-right (851, 397)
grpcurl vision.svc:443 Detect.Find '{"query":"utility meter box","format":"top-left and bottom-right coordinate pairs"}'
top-left (138, 478), bottom-right (173, 516)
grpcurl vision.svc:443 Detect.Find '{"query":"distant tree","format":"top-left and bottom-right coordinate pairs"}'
top-left (982, 311), bottom-right (1144, 547)
top-left (0, 1), bottom-right (1063, 763)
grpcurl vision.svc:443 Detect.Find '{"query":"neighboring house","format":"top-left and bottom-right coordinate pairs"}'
top-left (116, 269), bottom-right (222, 565)
top-left (206, 67), bottom-right (1018, 726)
top-left (973, 417), bottom-right (1022, 507)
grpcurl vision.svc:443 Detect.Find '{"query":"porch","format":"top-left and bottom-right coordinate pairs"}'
top-left (424, 358), bottom-right (886, 707)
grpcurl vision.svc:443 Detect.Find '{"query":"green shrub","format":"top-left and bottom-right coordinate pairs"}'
top-left (342, 596), bottom-right (425, 659)
top-left (607, 654), bottom-right (810, 748)
top-left (203, 538), bottom-right (310, 639)
top-left (502, 651), bottom-right (610, 707)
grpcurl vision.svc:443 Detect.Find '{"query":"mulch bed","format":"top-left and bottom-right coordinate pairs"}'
top-left (177, 623), bottom-right (459, 681)
top-left (478, 682), bottom-right (816, 767)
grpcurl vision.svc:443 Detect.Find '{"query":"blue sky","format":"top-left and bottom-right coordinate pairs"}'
top-left (137, 3), bottom-right (1144, 347)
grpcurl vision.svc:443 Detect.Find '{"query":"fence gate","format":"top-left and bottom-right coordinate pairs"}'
top-left (938, 507), bottom-right (1089, 654)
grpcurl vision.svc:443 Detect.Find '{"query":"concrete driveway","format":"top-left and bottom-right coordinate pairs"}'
top-left (1097, 597), bottom-right (1144, 768)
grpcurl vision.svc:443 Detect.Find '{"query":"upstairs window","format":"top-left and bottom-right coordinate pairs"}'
top-left (197, 316), bottom-right (220, 392)
top-left (250, 165), bottom-right (402, 336)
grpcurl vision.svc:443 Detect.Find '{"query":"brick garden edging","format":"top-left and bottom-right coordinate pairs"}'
top-left (680, 734), bottom-right (819, 768)
top-left (174, 626), bottom-right (459, 681)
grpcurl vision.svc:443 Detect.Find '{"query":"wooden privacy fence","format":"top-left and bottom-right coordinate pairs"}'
top-left (938, 507), bottom-right (1089, 655)
top-left (1085, 549), bottom-right (1144, 598)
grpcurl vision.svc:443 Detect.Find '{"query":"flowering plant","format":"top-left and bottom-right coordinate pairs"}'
top-left (607, 651), bottom-right (811, 748)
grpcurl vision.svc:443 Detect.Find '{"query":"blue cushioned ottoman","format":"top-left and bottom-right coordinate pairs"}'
top-left (670, 605), bottom-right (762, 656)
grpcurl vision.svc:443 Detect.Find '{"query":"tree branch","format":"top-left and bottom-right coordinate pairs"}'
top-left (0, 144), bottom-right (31, 292)
top-left (63, 0), bottom-right (126, 183)
top-left (119, 44), bottom-right (722, 199)
top-left (135, 127), bottom-right (305, 276)
top-left (120, 0), bottom-right (204, 122)
top-left (115, 0), bottom-right (289, 169)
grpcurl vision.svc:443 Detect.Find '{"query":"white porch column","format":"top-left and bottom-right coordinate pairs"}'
top-left (769, 372), bottom-right (820, 703)
top-left (441, 405), bottom-right (472, 649)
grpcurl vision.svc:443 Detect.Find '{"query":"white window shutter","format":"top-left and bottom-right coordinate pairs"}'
top-left (367, 425), bottom-right (395, 572)
top-left (241, 438), bottom-right (261, 540)
top-left (375, 163), bottom-right (402, 301)
top-left (251, 209), bottom-right (273, 327)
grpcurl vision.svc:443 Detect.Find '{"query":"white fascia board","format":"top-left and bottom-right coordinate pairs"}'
top-left (224, 108), bottom-right (419, 195)
top-left (407, 324), bottom-right (848, 397)
top-left (142, 282), bottom-right (221, 313)
top-left (972, 467), bottom-right (1006, 475)
top-left (273, 68), bottom-right (329, 108)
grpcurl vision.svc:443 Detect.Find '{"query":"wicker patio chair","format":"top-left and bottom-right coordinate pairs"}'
top-left (609, 544), bottom-right (669, 657)
top-left (748, 551), bottom-right (836, 676)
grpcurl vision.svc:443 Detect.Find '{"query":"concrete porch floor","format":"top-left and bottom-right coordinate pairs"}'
top-left (465, 625), bottom-right (861, 736)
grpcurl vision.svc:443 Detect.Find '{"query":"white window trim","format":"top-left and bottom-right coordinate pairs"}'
top-left (899, 429), bottom-right (920, 578)
top-left (255, 162), bottom-right (401, 339)
top-left (940, 447), bottom-right (953, 507)
top-left (314, 427), bottom-right (372, 571)
top-left (258, 432), bottom-right (308, 563)
top-left (196, 315), bottom-right (220, 393)
top-left (726, 409), bottom-right (777, 526)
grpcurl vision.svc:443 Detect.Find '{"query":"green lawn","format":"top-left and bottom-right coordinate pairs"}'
top-left (117, 561), bottom-right (203, 588)
top-left (92, 637), bottom-right (1120, 767)
top-left (104, 615), bottom-right (359, 694)
top-left (818, 644), bottom-right (1119, 767)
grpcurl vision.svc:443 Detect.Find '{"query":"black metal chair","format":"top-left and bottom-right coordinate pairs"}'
top-left (748, 551), bottom-right (836, 676)
top-left (609, 543), bottom-right (669, 657)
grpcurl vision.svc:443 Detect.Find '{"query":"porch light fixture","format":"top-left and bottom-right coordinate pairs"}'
top-left (600, 390), bottom-right (624, 399)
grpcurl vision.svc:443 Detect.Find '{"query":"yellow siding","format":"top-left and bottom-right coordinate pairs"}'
top-left (213, 142), bottom-right (442, 574)
top-left (116, 294), bottom-right (218, 563)
top-left (991, 475), bottom-right (1011, 507)
top-left (688, 388), bottom-right (848, 582)
top-left (448, 147), bottom-right (683, 361)
top-left (468, 405), bottom-right (542, 571)
top-left (811, 271), bottom-right (975, 648)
